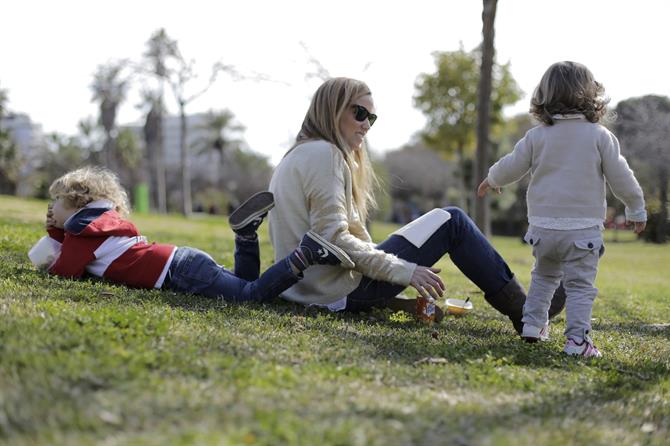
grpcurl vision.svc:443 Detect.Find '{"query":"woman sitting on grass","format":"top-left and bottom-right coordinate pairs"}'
top-left (30, 166), bottom-right (353, 302)
top-left (268, 77), bottom-right (567, 330)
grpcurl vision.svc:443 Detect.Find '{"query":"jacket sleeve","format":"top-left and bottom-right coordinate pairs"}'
top-left (48, 234), bottom-right (98, 278)
top-left (487, 131), bottom-right (533, 187)
top-left (304, 146), bottom-right (416, 286)
top-left (599, 130), bottom-right (647, 221)
top-left (47, 227), bottom-right (65, 243)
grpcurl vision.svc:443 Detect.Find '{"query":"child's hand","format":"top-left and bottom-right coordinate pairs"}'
top-left (477, 179), bottom-right (501, 197)
top-left (628, 220), bottom-right (646, 234)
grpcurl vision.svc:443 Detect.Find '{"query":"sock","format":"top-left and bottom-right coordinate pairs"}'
top-left (288, 248), bottom-right (309, 272)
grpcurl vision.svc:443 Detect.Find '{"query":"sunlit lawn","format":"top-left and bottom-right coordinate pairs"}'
top-left (1, 195), bottom-right (668, 445)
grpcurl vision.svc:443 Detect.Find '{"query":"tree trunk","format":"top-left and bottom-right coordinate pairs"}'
top-left (104, 132), bottom-right (116, 171)
top-left (179, 104), bottom-right (192, 216)
top-left (155, 90), bottom-right (167, 214)
top-left (474, 0), bottom-right (497, 237)
top-left (657, 164), bottom-right (668, 244)
top-left (456, 145), bottom-right (468, 213)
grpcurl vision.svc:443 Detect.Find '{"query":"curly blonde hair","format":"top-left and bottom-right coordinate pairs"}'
top-left (530, 61), bottom-right (611, 125)
top-left (291, 77), bottom-right (379, 222)
top-left (49, 166), bottom-right (130, 217)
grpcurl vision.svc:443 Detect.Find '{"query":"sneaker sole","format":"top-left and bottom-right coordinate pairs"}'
top-left (563, 346), bottom-right (602, 358)
top-left (229, 192), bottom-right (275, 229)
top-left (306, 230), bottom-right (355, 269)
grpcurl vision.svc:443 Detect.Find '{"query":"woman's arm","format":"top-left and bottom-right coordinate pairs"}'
top-left (304, 145), bottom-right (416, 286)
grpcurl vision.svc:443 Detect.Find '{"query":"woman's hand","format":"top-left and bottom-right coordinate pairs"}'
top-left (477, 179), bottom-right (501, 197)
top-left (410, 266), bottom-right (445, 300)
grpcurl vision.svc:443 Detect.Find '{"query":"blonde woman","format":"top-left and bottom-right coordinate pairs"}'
top-left (32, 166), bottom-right (351, 302)
top-left (269, 77), bottom-right (565, 330)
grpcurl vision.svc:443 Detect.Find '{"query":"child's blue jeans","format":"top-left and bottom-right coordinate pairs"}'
top-left (162, 237), bottom-right (299, 303)
top-left (346, 207), bottom-right (516, 311)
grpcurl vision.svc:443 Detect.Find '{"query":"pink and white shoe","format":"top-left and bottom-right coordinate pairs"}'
top-left (563, 336), bottom-right (602, 358)
top-left (521, 323), bottom-right (549, 343)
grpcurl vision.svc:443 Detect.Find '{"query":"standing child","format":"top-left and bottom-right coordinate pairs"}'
top-left (478, 61), bottom-right (646, 357)
top-left (30, 166), bottom-right (354, 302)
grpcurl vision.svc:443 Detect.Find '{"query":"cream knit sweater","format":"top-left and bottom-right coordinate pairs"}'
top-left (269, 140), bottom-right (416, 306)
top-left (487, 116), bottom-right (646, 222)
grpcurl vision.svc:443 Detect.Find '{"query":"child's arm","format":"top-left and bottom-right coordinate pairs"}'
top-left (485, 132), bottom-right (534, 191)
top-left (47, 235), bottom-right (97, 278)
top-left (600, 131), bottom-right (647, 225)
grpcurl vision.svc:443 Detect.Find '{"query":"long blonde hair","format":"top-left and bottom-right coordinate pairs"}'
top-left (49, 166), bottom-right (130, 217)
top-left (530, 61), bottom-right (610, 125)
top-left (291, 77), bottom-right (379, 222)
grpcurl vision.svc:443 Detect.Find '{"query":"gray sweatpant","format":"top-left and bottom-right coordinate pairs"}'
top-left (522, 226), bottom-right (604, 340)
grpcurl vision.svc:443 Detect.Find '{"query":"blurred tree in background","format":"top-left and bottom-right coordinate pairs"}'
top-left (413, 45), bottom-right (521, 216)
top-left (195, 109), bottom-right (245, 192)
top-left (0, 84), bottom-right (20, 194)
top-left (90, 61), bottom-right (130, 170)
top-left (383, 143), bottom-right (453, 223)
top-left (140, 28), bottom-right (178, 213)
top-left (614, 95), bottom-right (670, 244)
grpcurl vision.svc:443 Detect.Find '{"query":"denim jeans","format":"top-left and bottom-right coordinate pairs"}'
top-left (346, 207), bottom-right (515, 311)
top-left (163, 237), bottom-right (299, 303)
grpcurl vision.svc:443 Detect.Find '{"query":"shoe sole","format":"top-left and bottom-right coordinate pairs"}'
top-left (564, 345), bottom-right (602, 358)
top-left (229, 192), bottom-right (275, 229)
top-left (522, 336), bottom-right (540, 344)
top-left (306, 230), bottom-right (355, 269)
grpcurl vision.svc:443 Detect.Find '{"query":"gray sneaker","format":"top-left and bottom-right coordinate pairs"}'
top-left (229, 191), bottom-right (274, 237)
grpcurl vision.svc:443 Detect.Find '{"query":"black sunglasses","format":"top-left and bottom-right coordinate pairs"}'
top-left (352, 104), bottom-right (377, 126)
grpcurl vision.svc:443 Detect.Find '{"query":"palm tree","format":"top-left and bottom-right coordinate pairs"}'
top-left (196, 109), bottom-right (245, 192)
top-left (90, 61), bottom-right (129, 169)
top-left (141, 29), bottom-right (178, 213)
top-left (141, 91), bottom-right (167, 213)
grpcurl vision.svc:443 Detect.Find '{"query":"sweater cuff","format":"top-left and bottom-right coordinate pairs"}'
top-left (394, 258), bottom-right (417, 287)
top-left (486, 175), bottom-right (501, 188)
top-left (625, 207), bottom-right (647, 222)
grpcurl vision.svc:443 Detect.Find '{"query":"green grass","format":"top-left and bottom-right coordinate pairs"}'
top-left (1, 194), bottom-right (668, 446)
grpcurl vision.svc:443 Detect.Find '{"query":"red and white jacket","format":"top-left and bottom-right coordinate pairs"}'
top-left (46, 201), bottom-right (176, 289)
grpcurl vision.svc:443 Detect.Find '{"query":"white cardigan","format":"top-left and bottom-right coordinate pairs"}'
top-left (269, 140), bottom-right (416, 306)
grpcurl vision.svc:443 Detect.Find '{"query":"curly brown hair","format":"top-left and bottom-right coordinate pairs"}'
top-left (49, 166), bottom-right (130, 217)
top-left (530, 61), bottom-right (610, 125)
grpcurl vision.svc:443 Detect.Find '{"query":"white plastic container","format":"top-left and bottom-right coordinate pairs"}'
top-left (28, 236), bottom-right (61, 269)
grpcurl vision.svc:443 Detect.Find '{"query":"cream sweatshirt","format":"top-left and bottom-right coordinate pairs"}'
top-left (269, 140), bottom-right (416, 306)
top-left (487, 116), bottom-right (646, 222)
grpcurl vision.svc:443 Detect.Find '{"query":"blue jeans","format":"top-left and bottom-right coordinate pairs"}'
top-left (163, 238), bottom-right (299, 303)
top-left (346, 207), bottom-right (515, 311)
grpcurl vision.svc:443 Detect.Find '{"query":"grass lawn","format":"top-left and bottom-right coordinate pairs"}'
top-left (1, 194), bottom-right (668, 446)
